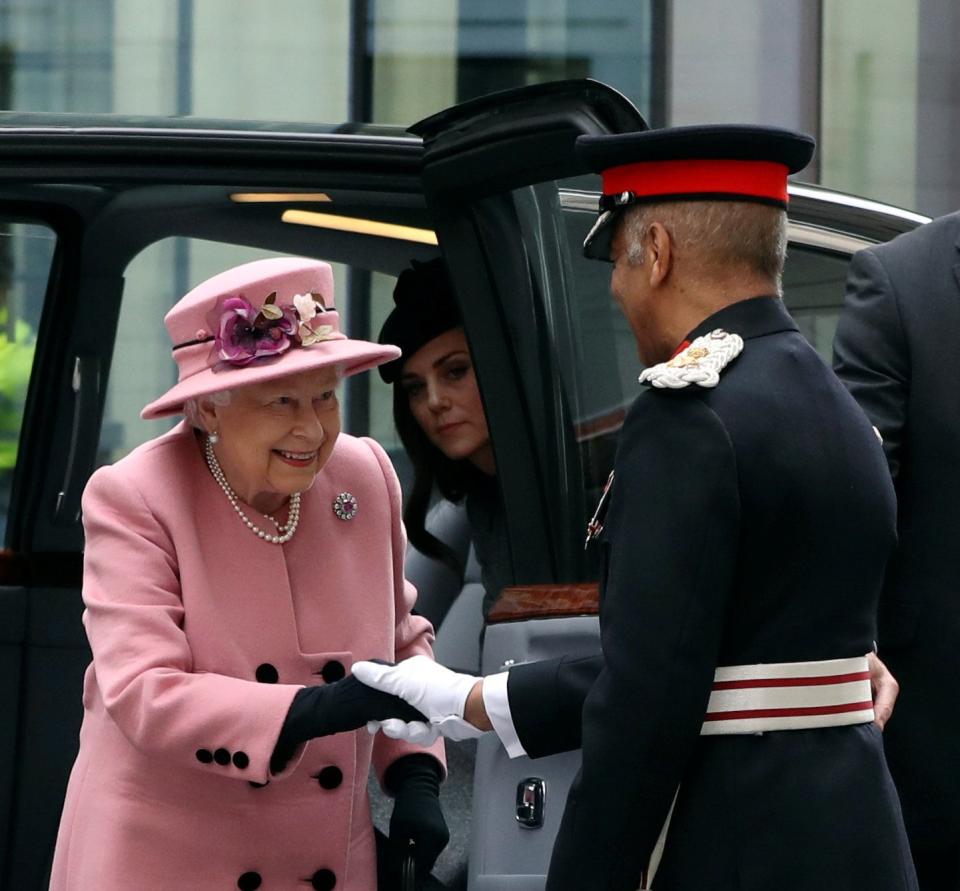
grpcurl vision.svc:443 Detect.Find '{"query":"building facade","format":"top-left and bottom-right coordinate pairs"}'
top-left (1, 0), bottom-right (955, 215)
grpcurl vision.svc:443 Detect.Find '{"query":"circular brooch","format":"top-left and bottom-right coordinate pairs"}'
top-left (333, 492), bottom-right (358, 521)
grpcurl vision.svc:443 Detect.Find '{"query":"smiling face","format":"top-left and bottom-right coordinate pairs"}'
top-left (400, 327), bottom-right (494, 475)
top-left (198, 366), bottom-right (342, 514)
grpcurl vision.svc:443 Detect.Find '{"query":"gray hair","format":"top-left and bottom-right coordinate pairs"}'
top-left (183, 390), bottom-right (232, 431)
top-left (181, 366), bottom-right (347, 431)
top-left (621, 200), bottom-right (788, 291)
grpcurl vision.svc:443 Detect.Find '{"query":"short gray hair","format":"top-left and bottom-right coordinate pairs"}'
top-left (621, 200), bottom-right (788, 290)
top-left (183, 390), bottom-right (232, 430)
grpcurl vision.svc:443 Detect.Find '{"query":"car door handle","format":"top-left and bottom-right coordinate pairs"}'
top-left (54, 354), bottom-right (101, 525)
top-left (516, 777), bottom-right (546, 829)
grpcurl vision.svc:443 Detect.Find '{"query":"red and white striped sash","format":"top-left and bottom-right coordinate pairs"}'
top-left (701, 655), bottom-right (874, 734)
top-left (640, 655), bottom-right (874, 889)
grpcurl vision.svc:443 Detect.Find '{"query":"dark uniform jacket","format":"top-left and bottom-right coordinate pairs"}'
top-left (506, 297), bottom-right (916, 891)
top-left (833, 211), bottom-right (960, 851)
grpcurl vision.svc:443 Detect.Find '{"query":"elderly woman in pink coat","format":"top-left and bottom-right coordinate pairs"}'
top-left (50, 257), bottom-right (447, 891)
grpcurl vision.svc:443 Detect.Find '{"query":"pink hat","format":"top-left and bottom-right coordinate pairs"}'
top-left (141, 257), bottom-right (400, 419)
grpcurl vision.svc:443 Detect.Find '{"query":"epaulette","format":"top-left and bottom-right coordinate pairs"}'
top-left (639, 328), bottom-right (744, 389)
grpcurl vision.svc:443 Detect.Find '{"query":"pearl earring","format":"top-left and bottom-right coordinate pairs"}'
top-left (208, 431), bottom-right (219, 445)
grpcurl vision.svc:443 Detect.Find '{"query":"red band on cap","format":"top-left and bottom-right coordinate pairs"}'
top-left (603, 159), bottom-right (790, 204)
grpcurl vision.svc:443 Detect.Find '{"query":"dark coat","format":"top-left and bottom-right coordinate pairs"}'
top-left (833, 211), bottom-right (960, 850)
top-left (507, 297), bottom-right (916, 891)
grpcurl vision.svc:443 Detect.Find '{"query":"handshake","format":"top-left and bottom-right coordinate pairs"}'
top-left (353, 656), bottom-right (489, 744)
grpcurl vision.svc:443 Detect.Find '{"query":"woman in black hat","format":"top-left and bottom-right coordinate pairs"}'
top-left (378, 257), bottom-right (507, 621)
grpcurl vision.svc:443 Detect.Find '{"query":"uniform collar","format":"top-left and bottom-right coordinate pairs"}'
top-left (682, 295), bottom-right (797, 346)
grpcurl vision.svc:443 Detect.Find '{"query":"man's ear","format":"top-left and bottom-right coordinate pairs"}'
top-left (646, 221), bottom-right (673, 288)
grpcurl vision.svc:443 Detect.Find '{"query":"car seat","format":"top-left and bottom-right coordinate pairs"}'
top-left (406, 499), bottom-right (485, 674)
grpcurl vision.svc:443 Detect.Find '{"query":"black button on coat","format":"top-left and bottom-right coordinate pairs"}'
top-left (213, 748), bottom-right (231, 766)
top-left (255, 663), bottom-right (279, 684)
top-left (310, 868), bottom-right (336, 890)
top-left (315, 766), bottom-right (343, 789)
top-left (320, 660), bottom-right (345, 683)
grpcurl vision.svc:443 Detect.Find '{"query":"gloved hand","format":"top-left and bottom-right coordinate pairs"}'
top-left (271, 677), bottom-right (427, 773)
top-left (373, 718), bottom-right (442, 746)
top-left (385, 754), bottom-right (449, 879)
top-left (352, 656), bottom-right (486, 741)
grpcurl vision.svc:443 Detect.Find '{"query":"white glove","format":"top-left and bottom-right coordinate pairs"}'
top-left (368, 714), bottom-right (484, 743)
top-left (352, 656), bottom-right (486, 741)
top-left (368, 718), bottom-right (441, 745)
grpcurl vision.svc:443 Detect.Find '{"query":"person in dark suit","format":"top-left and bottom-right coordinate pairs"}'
top-left (833, 212), bottom-right (960, 889)
top-left (356, 124), bottom-right (916, 891)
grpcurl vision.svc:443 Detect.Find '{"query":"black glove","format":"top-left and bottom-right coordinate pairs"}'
top-left (385, 754), bottom-right (449, 879)
top-left (271, 677), bottom-right (427, 773)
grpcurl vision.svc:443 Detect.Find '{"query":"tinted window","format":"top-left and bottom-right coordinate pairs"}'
top-left (781, 244), bottom-right (852, 362)
top-left (0, 221), bottom-right (56, 542)
top-left (522, 187), bottom-right (860, 516)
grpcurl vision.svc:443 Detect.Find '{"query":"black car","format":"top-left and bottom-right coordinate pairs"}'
top-left (0, 80), bottom-right (928, 889)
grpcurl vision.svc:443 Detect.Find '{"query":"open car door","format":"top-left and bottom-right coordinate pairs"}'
top-left (412, 79), bottom-right (647, 890)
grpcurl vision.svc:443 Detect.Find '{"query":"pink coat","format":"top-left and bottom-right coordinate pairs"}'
top-left (50, 422), bottom-right (444, 891)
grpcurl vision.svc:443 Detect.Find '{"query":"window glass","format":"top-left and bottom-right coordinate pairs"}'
top-left (368, 270), bottom-right (409, 487)
top-left (514, 184), bottom-right (858, 528)
top-left (780, 244), bottom-right (851, 362)
top-left (556, 195), bottom-right (641, 496)
top-left (0, 222), bottom-right (57, 541)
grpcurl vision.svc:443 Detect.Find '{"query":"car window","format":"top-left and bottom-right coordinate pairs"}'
top-left (781, 244), bottom-right (852, 362)
top-left (517, 185), bottom-right (859, 515)
top-left (0, 221), bottom-right (56, 542)
top-left (98, 237), bottom-right (408, 480)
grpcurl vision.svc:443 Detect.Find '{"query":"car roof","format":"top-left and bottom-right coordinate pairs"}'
top-left (0, 111), bottom-right (930, 274)
top-left (0, 111), bottom-right (415, 140)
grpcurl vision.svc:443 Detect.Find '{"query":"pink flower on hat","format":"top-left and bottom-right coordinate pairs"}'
top-left (293, 292), bottom-right (338, 346)
top-left (293, 292), bottom-right (319, 322)
top-left (216, 294), bottom-right (297, 365)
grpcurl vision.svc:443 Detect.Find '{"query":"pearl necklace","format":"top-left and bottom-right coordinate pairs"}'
top-left (203, 437), bottom-right (301, 544)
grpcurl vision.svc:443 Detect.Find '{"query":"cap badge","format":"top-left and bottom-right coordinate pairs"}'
top-left (333, 492), bottom-right (358, 521)
top-left (639, 329), bottom-right (744, 389)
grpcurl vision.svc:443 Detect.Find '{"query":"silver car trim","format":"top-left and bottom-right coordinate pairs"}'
top-left (560, 186), bottom-right (930, 226)
top-left (560, 190), bottom-right (601, 213)
top-left (787, 183), bottom-right (930, 225)
top-left (785, 222), bottom-right (875, 254)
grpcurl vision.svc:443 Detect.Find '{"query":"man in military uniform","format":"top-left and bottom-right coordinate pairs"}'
top-left (356, 125), bottom-right (916, 890)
